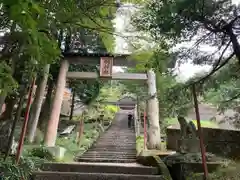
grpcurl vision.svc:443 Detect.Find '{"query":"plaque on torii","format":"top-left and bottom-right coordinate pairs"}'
top-left (100, 57), bottom-right (113, 78)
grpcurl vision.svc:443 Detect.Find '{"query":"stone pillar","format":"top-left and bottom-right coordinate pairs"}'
top-left (44, 60), bottom-right (69, 147)
top-left (146, 69), bottom-right (161, 149)
top-left (136, 98), bottom-right (141, 137)
top-left (134, 104), bottom-right (138, 136)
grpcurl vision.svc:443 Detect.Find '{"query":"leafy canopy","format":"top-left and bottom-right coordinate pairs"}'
top-left (133, 0), bottom-right (240, 76)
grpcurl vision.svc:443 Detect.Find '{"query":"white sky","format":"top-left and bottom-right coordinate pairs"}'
top-left (113, 0), bottom-right (240, 80)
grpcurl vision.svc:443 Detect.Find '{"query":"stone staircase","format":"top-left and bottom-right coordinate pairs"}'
top-left (76, 112), bottom-right (136, 163)
top-left (32, 111), bottom-right (164, 180)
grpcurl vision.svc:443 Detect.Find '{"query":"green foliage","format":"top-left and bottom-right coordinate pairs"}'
top-left (0, 156), bottom-right (45, 180)
top-left (202, 59), bottom-right (240, 111)
top-left (55, 123), bottom-right (101, 161)
top-left (84, 104), bottom-right (119, 121)
top-left (0, 0), bottom-right (117, 98)
top-left (122, 70), bottom-right (193, 119)
top-left (104, 105), bottom-right (119, 114)
top-left (28, 147), bottom-right (54, 161)
top-left (136, 135), bottom-right (144, 154)
top-left (69, 64), bottom-right (103, 105)
top-left (159, 77), bottom-right (193, 118)
top-left (132, 0), bottom-right (240, 81)
top-left (133, 0), bottom-right (235, 41)
top-left (121, 39), bottom-right (192, 119)
top-left (153, 155), bottom-right (172, 180)
top-left (56, 133), bottom-right (81, 161)
top-left (166, 118), bottom-right (219, 128)
top-left (187, 161), bottom-right (239, 180)
top-left (0, 62), bottom-right (18, 95)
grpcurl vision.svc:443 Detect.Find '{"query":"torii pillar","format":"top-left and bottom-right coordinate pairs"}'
top-left (44, 60), bottom-right (69, 146)
top-left (146, 69), bottom-right (161, 149)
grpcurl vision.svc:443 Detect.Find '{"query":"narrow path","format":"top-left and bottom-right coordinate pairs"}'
top-left (77, 111), bottom-right (136, 163)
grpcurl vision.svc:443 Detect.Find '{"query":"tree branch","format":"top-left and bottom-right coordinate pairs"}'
top-left (188, 51), bottom-right (234, 87)
top-left (223, 92), bottom-right (240, 104)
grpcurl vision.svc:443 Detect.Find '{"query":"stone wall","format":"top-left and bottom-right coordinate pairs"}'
top-left (166, 127), bottom-right (240, 158)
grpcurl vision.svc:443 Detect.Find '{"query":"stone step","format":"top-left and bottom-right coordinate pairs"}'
top-left (96, 140), bottom-right (135, 141)
top-left (82, 153), bottom-right (136, 156)
top-left (88, 147), bottom-right (136, 150)
top-left (95, 142), bottom-right (135, 144)
top-left (87, 148), bottom-right (136, 151)
top-left (96, 139), bottom-right (135, 140)
top-left (80, 155), bottom-right (136, 159)
top-left (94, 141), bottom-right (135, 142)
top-left (87, 147), bottom-right (136, 153)
top-left (77, 157), bottom-right (136, 163)
top-left (32, 171), bottom-right (164, 180)
top-left (83, 151), bottom-right (136, 155)
top-left (41, 163), bottom-right (159, 175)
top-left (84, 151), bottom-right (136, 156)
top-left (96, 139), bottom-right (135, 141)
top-left (91, 144), bottom-right (136, 147)
top-left (94, 143), bottom-right (135, 145)
top-left (90, 144), bottom-right (135, 147)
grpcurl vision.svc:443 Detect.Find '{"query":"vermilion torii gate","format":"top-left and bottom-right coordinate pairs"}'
top-left (44, 53), bottom-right (161, 149)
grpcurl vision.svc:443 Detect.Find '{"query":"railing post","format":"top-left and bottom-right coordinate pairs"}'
top-left (16, 77), bottom-right (36, 164)
top-left (192, 84), bottom-right (208, 179)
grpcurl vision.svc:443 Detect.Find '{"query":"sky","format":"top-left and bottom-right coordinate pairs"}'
top-left (113, 0), bottom-right (240, 80)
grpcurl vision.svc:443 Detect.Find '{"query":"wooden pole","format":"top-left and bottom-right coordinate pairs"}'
top-left (16, 77), bottom-right (36, 164)
top-left (192, 84), bottom-right (208, 179)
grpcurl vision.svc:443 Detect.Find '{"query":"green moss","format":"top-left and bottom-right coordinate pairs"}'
top-left (191, 120), bottom-right (219, 128)
top-left (165, 118), bottom-right (219, 128)
top-left (136, 135), bottom-right (144, 154)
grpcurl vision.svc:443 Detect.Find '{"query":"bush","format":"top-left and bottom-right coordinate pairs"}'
top-left (29, 147), bottom-right (54, 161)
top-left (0, 156), bottom-right (46, 180)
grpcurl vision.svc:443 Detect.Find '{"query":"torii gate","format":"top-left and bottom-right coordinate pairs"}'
top-left (44, 52), bottom-right (161, 149)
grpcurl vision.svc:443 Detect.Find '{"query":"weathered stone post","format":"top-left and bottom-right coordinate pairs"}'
top-left (134, 104), bottom-right (139, 136)
top-left (146, 69), bottom-right (161, 149)
top-left (135, 97), bottom-right (141, 137)
top-left (44, 60), bottom-right (69, 147)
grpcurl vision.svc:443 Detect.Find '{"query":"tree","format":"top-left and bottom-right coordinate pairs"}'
top-left (27, 65), bottom-right (50, 143)
top-left (0, 0), bottom-right (61, 119)
top-left (0, 0), bottom-right (122, 150)
top-left (25, 0), bottom-right (119, 139)
top-left (133, 0), bottom-right (240, 80)
top-left (202, 58), bottom-right (240, 111)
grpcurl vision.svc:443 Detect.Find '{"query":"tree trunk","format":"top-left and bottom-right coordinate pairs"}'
top-left (146, 69), bottom-right (161, 150)
top-left (38, 78), bottom-right (54, 130)
top-left (44, 59), bottom-right (69, 146)
top-left (0, 54), bottom-right (16, 116)
top-left (27, 64), bottom-right (50, 143)
top-left (4, 88), bottom-right (26, 160)
top-left (0, 94), bottom-right (6, 116)
top-left (228, 30), bottom-right (240, 63)
top-left (0, 96), bottom-right (17, 121)
top-left (69, 88), bottom-right (75, 121)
